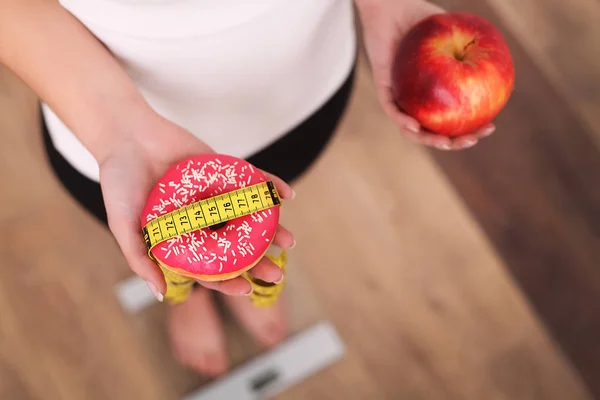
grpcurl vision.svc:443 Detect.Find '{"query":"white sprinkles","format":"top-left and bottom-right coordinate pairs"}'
top-left (146, 157), bottom-right (276, 273)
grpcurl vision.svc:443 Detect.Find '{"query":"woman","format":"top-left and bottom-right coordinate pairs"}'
top-left (0, 0), bottom-right (492, 376)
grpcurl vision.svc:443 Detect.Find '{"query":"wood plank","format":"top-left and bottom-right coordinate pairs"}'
top-left (0, 9), bottom-right (595, 397)
top-left (483, 0), bottom-right (600, 149)
top-left (129, 250), bottom-right (339, 398)
top-left (0, 68), bottom-right (176, 400)
top-left (0, 66), bottom-right (376, 399)
top-left (429, 0), bottom-right (600, 397)
top-left (0, 67), bottom-right (335, 399)
top-left (276, 54), bottom-right (591, 400)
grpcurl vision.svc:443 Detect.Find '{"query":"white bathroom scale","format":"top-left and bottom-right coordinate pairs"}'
top-left (183, 321), bottom-right (344, 400)
top-left (114, 261), bottom-right (345, 400)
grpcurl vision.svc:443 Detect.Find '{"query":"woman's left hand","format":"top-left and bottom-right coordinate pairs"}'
top-left (356, 0), bottom-right (495, 150)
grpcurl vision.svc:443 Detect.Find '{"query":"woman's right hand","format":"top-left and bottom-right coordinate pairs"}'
top-left (0, 0), bottom-right (295, 301)
top-left (98, 111), bottom-right (296, 301)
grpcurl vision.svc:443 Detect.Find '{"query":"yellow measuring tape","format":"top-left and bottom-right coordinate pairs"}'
top-left (142, 181), bottom-right (287, 307)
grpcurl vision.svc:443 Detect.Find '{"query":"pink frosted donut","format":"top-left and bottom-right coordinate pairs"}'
top-left (141, 154), bottom-right (280, 281)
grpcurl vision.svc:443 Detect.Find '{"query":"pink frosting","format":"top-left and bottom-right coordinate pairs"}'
top-left (141, 154), bottom-right (280, 277)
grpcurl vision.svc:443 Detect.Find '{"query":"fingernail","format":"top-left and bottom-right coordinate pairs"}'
top-left (406, 124), bottom-right (420, 134)
top-left (438, 143), bottom-right (452, 150)
top-left (289, 239), bottom-right (296, 249)
top-left (274, 273), bottom-right (285, 285)
top-left (482, 126), bottom-right (496, 137)
top-left (146, 281), bottom-right (164, 302)
top-left (464, 139), bottom-right (477, 148)
top-left (290, 189), bottom-right (296, 200)
top-left (244, 286), bottom-right (254, 296)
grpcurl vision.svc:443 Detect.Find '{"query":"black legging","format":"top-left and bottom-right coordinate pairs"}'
top-left (42, 67), bottom-right (355, 227)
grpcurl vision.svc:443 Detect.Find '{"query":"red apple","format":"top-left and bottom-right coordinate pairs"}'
top-left (391, 12), bottom-right (515, 137)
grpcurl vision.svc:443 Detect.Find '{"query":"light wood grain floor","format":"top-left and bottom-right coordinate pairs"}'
top-left (1, 1), bottom-right (599, 398)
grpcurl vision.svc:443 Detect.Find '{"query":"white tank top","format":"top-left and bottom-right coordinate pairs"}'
top-left (43, 0), bottom-right (357, 182)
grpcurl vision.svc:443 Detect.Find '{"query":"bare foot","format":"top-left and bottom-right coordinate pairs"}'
top-left (167, 288), bottom-right (229, 377)
top-left (223, 295), bottom-right (287, 347)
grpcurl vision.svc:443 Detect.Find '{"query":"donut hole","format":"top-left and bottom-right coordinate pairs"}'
top-left (253, 278), bottom-right (276, 287)
top-left (247, 275), bottom-right (276, 287)
top-left (209, 221), bottom-right (227, 231)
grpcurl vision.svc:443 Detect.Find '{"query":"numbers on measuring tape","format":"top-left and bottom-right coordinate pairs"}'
top-left (142, 181), bottom-right (281, 252)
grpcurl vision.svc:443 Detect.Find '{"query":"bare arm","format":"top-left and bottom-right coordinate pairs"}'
top-left (0, 0), bottom-right (295, 299)
top-left (0, 0), bottom-right (153, 163)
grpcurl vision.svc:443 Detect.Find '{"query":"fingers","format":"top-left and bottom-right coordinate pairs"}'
top-left (248, 257), bottom-right (284, 284)
top-left (449, 136), bottom-right (479, 150)
top-left (244, 225), bottom-right (293, 284)
top-left (196, 226), bottom-right (292, 296)
top-left (107, 215), bottom-right (167, 301)
top-left (194, 169), bottom-right (293, 297)
top-left (380, 97), bottom-right (455, 149)
top-left (378, 78), bottom-right (498, 151)
top-left (473, 124), bottom-right (496, 139)
top-left (398, 116), bottom-right (496, 151)
top-left (197, 256), bottom-right (285, 296)
top-left (444, 123), bottom-right (496, 150)
top-left (418, 129), bottom-right (493, 150)
top-left (380, 87), bottom-right (497, 151)
top-left (410, 130), bottom-right (454, 149)
top-left (379, 93), bottom-right (422, 135)
top-left (261, 170), bottom-right (295, 200)
top-left (273, 224), bottom-right (295, 249)
top-left (198, 277), bottom-right (253, 296)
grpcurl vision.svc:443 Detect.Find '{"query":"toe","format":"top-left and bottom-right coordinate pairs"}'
top-left (223, 295), bottom-right (287, 348)
top-left (259, 319), bottom-right (286, 347)
top-left (199, 352), bottom-right (229, 377)
top-left (167, 289), bottom-right (229, 376)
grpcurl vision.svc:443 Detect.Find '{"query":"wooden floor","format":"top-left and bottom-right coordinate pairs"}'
top-left (1, 0), bottom-right (599, 399)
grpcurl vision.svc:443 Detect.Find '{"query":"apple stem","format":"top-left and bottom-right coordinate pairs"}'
top-left (456, 39), bottom-right (477, 61)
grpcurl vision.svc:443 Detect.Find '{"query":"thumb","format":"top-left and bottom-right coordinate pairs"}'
top-left (108, 214), bottom-right (167, 301)
top-left (98, 148), bottom-right (167, 301)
